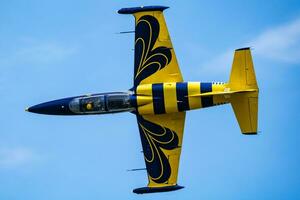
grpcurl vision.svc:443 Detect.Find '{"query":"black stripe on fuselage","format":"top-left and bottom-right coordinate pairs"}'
top-left (103, 95), bottom-right (109, 111)
top-left (176, 82), bottom-right (190, 111)
top-left (200, 82), bottom-right (213, 108)
top-left (129, 87), bottom-right (138, 114)
top-left (152, 83), bottom-right (166, 114)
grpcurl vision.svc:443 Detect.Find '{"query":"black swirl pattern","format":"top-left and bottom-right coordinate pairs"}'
top-left (137, 115), bottom-right (179, 183)
top-left (134, 15), bottom-right (172, 86)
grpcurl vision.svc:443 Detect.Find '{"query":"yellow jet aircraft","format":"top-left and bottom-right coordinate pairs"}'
top-left (27, 6), bottom-right (259, 194)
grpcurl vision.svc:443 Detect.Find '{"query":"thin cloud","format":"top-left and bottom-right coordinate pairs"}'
top-left (252, 18), bottom-right (300, 63)
top-left (0, 147), bottom-right (36, 168)
top-left (200, 17), bottom-right (300, 75)
top-left (0, 38), bottom-right (78, 67)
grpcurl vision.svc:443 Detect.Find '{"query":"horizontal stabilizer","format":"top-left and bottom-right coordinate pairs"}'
top-left (229, 47), bottom-right (258, 90)
top-left (229, 48), bottom-right (259, 134)
top-left (231, 92), bottom-right (258, 134)
top-left (188, 89), bottom-right (257, 97)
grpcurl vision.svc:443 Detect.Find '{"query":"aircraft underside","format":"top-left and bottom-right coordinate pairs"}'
top-left (27, 5), bottom-right (259, 194)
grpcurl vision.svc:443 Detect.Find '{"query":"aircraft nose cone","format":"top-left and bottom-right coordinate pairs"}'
top-left (26, 98), bottom-right (74, 115)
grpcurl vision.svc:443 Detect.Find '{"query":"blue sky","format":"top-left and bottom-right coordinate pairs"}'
top-left (1, 0), bottom-right (300, 199)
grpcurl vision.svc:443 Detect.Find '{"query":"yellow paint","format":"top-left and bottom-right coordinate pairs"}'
top-left (212, 83), bottom-right (229, 105)
top-left (163, 82), bottom-right (178, 113)
top-left (229, 49), bottom-right (258, 91)
top-left (229, 49), bottom-right (259, 134)
top-left (187, 82), bottom-right (201, 109)
top-left (133, 11), bottom-right (183, 86)
top-left (231, 91), bottom-right (258, 134)
top-left (136, 96), bottom-right (152, 106)
top-left (136, 84), bottom-right (154, 114)
top-left (143, 112), bottom-right (185, 187)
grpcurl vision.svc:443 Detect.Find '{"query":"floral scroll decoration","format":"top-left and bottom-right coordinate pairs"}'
top-left (134, 15), bottom-right (172, 86)
top-left (137, 115), bottom-right (179, 183)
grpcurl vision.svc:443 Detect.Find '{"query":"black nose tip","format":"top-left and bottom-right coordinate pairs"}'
top-left (26, 98), bottom-right (74, 115)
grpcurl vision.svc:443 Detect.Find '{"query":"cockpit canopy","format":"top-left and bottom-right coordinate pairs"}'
top-left (69, 92), bottom-right (133, 114)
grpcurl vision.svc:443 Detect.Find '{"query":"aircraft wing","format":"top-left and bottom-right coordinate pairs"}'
top-left (118, 6), bottom-right (186, 194)
top-left (134, 112), bottom-right (185, 193)
top-left (118, 6), bottom-right (183, 86)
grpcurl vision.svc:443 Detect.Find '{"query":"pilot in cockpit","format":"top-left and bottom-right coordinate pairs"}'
top-left (85, 102), bottom-right (93, 111)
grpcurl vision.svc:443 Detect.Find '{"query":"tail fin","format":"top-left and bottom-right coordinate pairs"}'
top-left (229, 48), bottom-right (259, 135)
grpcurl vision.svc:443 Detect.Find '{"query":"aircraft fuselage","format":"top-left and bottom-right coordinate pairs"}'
top-left (27, 82), bottom-right (230, 115)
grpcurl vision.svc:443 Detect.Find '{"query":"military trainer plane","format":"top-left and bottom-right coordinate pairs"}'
top-left (26, 6), bottom-right (259, 194)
